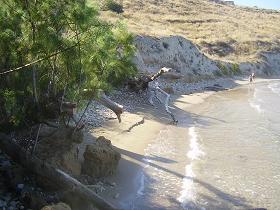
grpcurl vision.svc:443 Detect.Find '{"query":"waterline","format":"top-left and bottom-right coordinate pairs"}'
top-left (178, 126), bottom-right (204, 209)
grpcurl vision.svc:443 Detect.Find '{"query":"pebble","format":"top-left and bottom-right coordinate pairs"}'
top-left (114, 193), bottom-right (119, 199)
top-left (77, 77), bottom-right (239, 129)
top-left (0, 160), bottom-right (11, 167)
top-left (0, 152), bottom-right (55, 210)
top-left (76, 88), bottom-right (150, 129)
top-left (17, 184), bottom-right (24, 190)
top-left (0, 200), bottom-right (6, 207)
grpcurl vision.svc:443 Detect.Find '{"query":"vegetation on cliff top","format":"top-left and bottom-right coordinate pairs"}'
top-left (96, 0), bottom-right (280, 62)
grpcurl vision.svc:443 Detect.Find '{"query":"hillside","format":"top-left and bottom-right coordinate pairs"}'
top-left (95, 0), bottom-right (280, 63)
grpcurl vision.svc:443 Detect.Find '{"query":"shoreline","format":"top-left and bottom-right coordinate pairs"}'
top-left (88, 76), bottom-right (280, 209)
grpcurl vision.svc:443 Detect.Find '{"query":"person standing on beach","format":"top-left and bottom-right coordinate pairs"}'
top-left (252, 72), bottom-right (256, 80)
top-left (249, 72), bottom-right (255, 83)
top-left (249, 74), bottom-right (253, 83)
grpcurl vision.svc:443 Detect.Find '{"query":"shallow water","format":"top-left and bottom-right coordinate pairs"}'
top-left (122, 124), bottom-right (190, 210)
top-left (125, 80), bottom-right (280, 210)
top-left (186, 81), bottom-right (280, 209)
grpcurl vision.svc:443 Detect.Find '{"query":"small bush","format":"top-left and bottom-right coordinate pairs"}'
top-left (162, 42), bottom-right (169, 49)
top-left (231, 63), bottom-right (241, 75)
top-left (104, 0), bottom-right (124, 14)
top-left (217, 62), bottom-right (229, 75)
top-left (213, 70), bottom-right (223, 77)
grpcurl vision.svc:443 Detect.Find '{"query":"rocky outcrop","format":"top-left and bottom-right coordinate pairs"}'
top-left (35, 126), bottom-right (83, 177)
top-left (35, 125), bottom-right (122, 179)
top-left (133, 35), bottom-right (280, 79)
top-left (239, 51), bottom-right (280, 76)
top-left (134, 35), bottom-right (220, 77)
top-left (82, 136), bottom-right (121, 178)
top-left (209, 0), bottom-right (235, 6)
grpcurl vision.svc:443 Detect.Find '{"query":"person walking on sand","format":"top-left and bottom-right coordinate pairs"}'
top-left (252, 72), bottom-right (256, 80)
top-left (249, 74), bottom-right (253, 83)
top-left (249, 72), bottom-right (255, 83)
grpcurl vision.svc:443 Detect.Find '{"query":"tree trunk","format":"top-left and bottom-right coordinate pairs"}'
top-left (0, 95), bottom-right (7, 124)
top-left (97, 91), bottom-right (123, 123)
top-left (32, 67), bottom-right (39, 104)
top-left (0, 133), bottom-right (120, 210)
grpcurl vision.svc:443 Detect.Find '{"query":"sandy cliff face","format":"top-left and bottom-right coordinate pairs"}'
top-left (261, 52), bottom-right (280, 75)
top-left (238, 52), bottom-right (280, 76)
top-left (133, 35), bottom-right (280, 78)
top-left (134, 35), bottom-right (220, 77)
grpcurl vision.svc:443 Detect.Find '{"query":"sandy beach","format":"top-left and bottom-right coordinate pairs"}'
top-left (84, 77), bottom-right (280, 209)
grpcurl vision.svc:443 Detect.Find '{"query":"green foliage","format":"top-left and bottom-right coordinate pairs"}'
top-left (213, 70), bottom-right (223, 77)
top-left (217, 62), bottom-right (229, 76)
top-left (216, 62), bottom-right (241, 77)
top-left (2, 90), bottom-right (16, 116)
top-left (103, 0), bottom-right (124, 14)
top-left (0, 89), bottom-right (23, 126)
top-left (231, 63), bottom-right (241, 75)
top-left (0, 0), bottom-right (136, 130)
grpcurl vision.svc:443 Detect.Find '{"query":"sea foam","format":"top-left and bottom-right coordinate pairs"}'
top-left (178, 126), bottom-right (204, 208)
top-left (249, 100), bottom-right (263, 113)
top-left (268, 83), bottom-right (280, 96)
top-left (249, 88), bottom-right (264, 113)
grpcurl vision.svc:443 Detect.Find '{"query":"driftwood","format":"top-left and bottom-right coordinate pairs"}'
top-left (70, 67), bottom-right (174, 125)
top-left (61, 102), bottom-right (77, 116)
top-left (152, 87), bottom-right (177, 122)
top-left (126, 67), bottom-right (172, 92)
top-left (97, 91), bottom-right (123, 123)
top-left (126, 67), bottom-right (178, 122)
top-left (0, 133), bottom-right (120, 210)
top-left (82, 90), bottom-right (123, 123)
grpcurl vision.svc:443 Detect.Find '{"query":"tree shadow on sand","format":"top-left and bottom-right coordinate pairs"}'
top-left (117, 148), bottom-right (253, 210)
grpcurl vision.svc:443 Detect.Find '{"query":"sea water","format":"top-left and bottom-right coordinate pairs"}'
top-left (184, 80), bottom-right (280, 209)
top-left (126, 80), bottom-right (280, 210)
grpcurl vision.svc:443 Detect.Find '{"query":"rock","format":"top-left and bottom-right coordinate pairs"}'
top-left (0, 160), bottom-right (11, 167)
top-left (29, 191), bottom-right (48, 210)
top-left (9, 201), bottom-right (17, 207)
top-left (82, 136), bottom-right (121, 178)
top-left (41, 202), bottom-right (71, 210)
top-left (0, 200), bottom-right (6, 207)
top-left (114, 193), bottom-right (119, 199)
top-left (2, 165), bottom-right (25, 190)
top-left (16, 184), bottom-right (24, 193)
top-left (163, 86), bottom-right (174, 94)
top-left (35, 127), bottom-right (83, 176)
top-left (106, 181), bottom-right (116, 187)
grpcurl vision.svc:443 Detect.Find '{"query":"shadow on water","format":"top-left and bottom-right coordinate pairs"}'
top-left (118, 148), bottom-right (253, 210)
top-left (116, 148), bottom-right (177, 164)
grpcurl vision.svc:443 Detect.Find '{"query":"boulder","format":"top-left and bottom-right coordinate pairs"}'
top-left (35, 126), bottom-right (83, 176)
top-left (163, 86), bottom-right (175, 94)
top-left (41, 202), bottom-right (71, 210)
top-left (29, 191), bottom-right (48, 210)
top-left (82, 136), bottom-right (121, 178)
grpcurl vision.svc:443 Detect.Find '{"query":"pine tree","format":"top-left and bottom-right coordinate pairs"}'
top-left (0, 0), bottom-right (136, 131)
